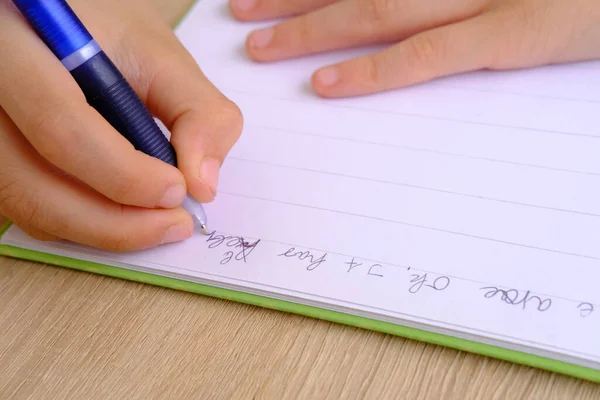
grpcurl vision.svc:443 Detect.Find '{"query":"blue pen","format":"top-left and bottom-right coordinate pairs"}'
top-left (12, 0), bottom-right (209, 234)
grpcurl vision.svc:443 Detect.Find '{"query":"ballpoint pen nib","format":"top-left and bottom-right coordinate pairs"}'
top-left (183, 197), bottom-right (209, 235)
top-left (200, 224), bottom-right (209, 235)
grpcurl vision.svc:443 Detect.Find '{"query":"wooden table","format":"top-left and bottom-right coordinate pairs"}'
top-left (1, 1), bottom-right (599, 398)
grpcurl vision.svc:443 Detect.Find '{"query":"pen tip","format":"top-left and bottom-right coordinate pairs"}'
top-left (190, 213), bottom-right (209, 235)
top-left (200, 224), bottom-right (209, 235)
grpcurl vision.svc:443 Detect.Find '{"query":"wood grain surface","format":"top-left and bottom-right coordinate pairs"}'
top-left (1, 0), bottom-right (600, 398)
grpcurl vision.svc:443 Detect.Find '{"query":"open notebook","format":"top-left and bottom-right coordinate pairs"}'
top-left (2, 0), bottom-right (600, 382)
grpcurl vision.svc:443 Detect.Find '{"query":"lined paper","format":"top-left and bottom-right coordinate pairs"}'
top-left (3, 0), bottom-right (600, 368)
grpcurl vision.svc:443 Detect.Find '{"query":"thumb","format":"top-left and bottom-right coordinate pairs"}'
top-left (310, 15), bottom-right (499, 97)
top-left (104, 4), bottom-right (244, 203)
top-left (149, 60), bottom-right (243, 202)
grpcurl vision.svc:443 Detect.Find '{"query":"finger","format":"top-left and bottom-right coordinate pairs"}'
top-left (245, 0), bottom-right (373, 61)
top-left (110, 5), bottom-right (244, 202)
top-left (147, 60), bottom-right (243, 203)
top-left (244, 0), bottom-right (485, 62)
top-left (13, 223), bottom-right (60, 242)
top-left (0, 108), bottom-right (193, 252)
top-left (311, 15), bottom-right (499, 97)
top-left (229, 0), bottom-right (339, 21)
top-left (0, 7), bottom-right (188, 210)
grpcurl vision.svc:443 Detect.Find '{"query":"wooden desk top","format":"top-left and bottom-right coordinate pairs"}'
top-left (1, 1), bottom-right (599, 398)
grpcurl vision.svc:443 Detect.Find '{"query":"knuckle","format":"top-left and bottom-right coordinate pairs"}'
top-left (0, 179), bottom-right (21, 217)
top-left (361, 0), bottom-right (393, 22)
top-left (19, 225), bottom-right (55, 242)
top-left (98, 232), bottom-right (134, 252)
top-left (406, 34), bottom-right (439, 71)
top-left (220, 100), bottom-right (244, 136)
top-left (0, 179), bottom-right (53, 231)
top-left (362, 55), bottom-right (384, 86)
top-left (28, 105), bottom-right (76, 163)
top-left (170, 96), bottom-right (244, 156)
top-left (490, 8), bottom-right (546, 67)
top-left (294, 16), bottom-right (314, 48)
top-left (210, 99), bottom-right (244, 144)
top-left (98, 210), bottom-right (135, 251)
top-left (109, 171), bottom-right (140, 204)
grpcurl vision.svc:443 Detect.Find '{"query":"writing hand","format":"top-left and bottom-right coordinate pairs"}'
top-left (0, 0), bottom-right (242, 251)
top-left (229, 0), bottom-right (600, 97)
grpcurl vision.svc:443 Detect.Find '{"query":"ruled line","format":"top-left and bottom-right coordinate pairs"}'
top-left (217, 191), bottom-right (600, 261)
top-left (193, 228), bottom-right (599, 307)
top-left (441, 82), bottom-right (600, 104)
top-left (50, 224), bottom-right (598, 313)
top-left (228, 157), bottom-right (600, 218)
top-left (67, 234), bottom-right (597, 360)
top-left (223, 88), bottom-right (600, 139)
top-left (247, 123), bottom-right (600, 177)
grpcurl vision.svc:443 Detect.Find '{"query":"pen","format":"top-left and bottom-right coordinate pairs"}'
top-left (11, 0), bottom-right (210, 235)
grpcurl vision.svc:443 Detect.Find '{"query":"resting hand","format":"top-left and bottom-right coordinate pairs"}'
top-left (230, 0), bottom-right (600, 97)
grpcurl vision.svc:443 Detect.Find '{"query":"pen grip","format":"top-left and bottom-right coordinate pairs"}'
top-left (69, 51), bottom-right (177, 166)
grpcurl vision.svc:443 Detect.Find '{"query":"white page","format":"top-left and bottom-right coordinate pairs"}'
top-left (3, 0), bottom-right (600, 369)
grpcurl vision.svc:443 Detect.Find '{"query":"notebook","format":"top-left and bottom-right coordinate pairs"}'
top-left (2, 0), bottom-right (600, 382)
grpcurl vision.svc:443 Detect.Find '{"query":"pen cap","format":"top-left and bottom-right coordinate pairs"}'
top-left (12, 0), bottom-right (93, 60)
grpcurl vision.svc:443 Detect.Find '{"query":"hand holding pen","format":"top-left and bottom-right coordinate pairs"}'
top-left (0, 0), bottom-right (242, 251)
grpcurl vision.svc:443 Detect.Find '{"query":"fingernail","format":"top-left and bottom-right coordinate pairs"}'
top-left (315, 67), bottom-right (340, 87)
top-left (159, 184), bottom-right (186, 208)
top-left (198, 158), bottom-right (220, 195)
top-left (161, 224), bottom-right (192, 244)
top-left (233, 0), bottom-right (255, 11)
top-left (249, 28), bottom-right (273, 49)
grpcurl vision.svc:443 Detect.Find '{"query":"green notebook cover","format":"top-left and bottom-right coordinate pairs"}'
top-left (1, 220), bottom-right (599, 383)
top-left (1, 0), bottom-right (598, 385)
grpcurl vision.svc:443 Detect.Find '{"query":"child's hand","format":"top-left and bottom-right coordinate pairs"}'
top-left (230, 0), bottom-right (600, 97)
top-left (0, 0), bottom-right (242, 251)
